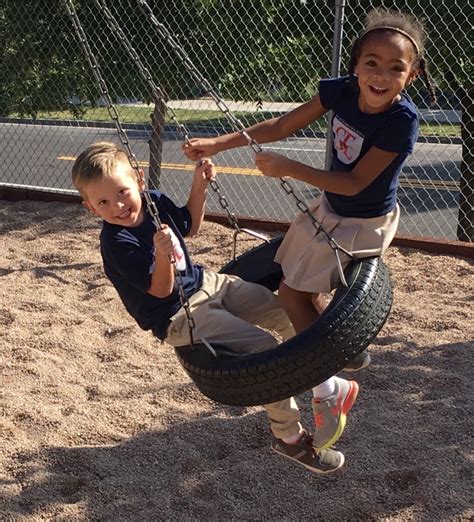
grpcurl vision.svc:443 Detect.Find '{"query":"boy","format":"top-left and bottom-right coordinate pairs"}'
top-left (72, 141), bottom-right (359, 474)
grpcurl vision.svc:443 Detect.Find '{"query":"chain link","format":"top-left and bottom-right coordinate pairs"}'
top-left (63, 0), bottom-right (198, 343)
top-left (94, 0), bottom-right (191, 144)
top-left (96, 0), bottom-right (268, 257)
top-left (137, 0), bottom-right (354, 284)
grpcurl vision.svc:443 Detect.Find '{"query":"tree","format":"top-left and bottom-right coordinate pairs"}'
top-left (0, 0), bottom-right (92, 117)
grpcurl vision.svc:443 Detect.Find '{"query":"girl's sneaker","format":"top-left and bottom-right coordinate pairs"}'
top-left (312, 377), bottom-right (359, 450)
top-left (343, 351), bottom-right (371, 372)
top-left (271, 431), bottom-right (345, 474)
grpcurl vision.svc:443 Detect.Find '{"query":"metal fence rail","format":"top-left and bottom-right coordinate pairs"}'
top-left (0, 0), bottom-right (472, 242)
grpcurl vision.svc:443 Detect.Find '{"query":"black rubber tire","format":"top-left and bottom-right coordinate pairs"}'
top-left (175, 237), bottom-right (393, 406)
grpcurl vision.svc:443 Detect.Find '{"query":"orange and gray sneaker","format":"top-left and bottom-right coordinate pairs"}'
top-left (312, 377), bottom-right (359, 450)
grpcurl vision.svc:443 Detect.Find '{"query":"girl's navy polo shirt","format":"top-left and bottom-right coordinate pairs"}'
top-left (319, 76), bottom-right (419, 218)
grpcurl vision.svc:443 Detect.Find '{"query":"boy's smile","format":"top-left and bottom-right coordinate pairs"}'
top-left (83, 161), bottom-right (145, 227)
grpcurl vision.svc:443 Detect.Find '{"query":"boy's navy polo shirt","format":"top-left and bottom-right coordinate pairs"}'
top-left (319, 76), bottom-right (419, 218)
top-left (100, 190), bottom-right (203, 340)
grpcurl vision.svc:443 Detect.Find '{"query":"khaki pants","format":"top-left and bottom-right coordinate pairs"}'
top-left (165, 271), bottom-right (301, 439)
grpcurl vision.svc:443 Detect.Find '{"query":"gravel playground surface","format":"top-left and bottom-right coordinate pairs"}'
top-left (1, 200), bottom-right (473, 521)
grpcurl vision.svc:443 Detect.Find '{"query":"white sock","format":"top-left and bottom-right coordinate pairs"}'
top-left (282, 423), bottom-right (304, 444)
top-left (312, 377), bottom-right (336, 401)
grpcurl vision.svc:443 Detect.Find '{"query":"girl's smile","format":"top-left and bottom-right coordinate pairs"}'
top-left (369, 85), bottom-right (389, 95)
top-left (355, 31), bottom-right (418, 114)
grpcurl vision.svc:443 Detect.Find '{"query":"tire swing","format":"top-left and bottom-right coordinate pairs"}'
top-left (178, 241), bottom-right (392, 406)
top-left (66, 0), bottom-right (394, 407)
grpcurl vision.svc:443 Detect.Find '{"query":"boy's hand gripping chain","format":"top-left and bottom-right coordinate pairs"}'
top-left (137, 0), bottom-right (354, 286)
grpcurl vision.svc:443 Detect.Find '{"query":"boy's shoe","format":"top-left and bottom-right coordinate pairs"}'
top-left (343, 351), bottom-right (371, 372)
top-left (271, 430), bottom-right (345, 474)
top-left (312, 377), bottom-right (359, 450)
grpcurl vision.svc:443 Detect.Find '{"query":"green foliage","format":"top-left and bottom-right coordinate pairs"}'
top-left (0, 0), bottom-right (470, 116)
top-left (175, 1), bottom-right (331, 102)
top-left (0, 0), bottom-right (94, 117)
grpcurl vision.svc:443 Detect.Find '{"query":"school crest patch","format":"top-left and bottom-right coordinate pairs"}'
top-left (333, 115), bottom-right (364, 164)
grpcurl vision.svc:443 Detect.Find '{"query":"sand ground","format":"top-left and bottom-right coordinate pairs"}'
top-left (1, 199), bottom-right (473, 521)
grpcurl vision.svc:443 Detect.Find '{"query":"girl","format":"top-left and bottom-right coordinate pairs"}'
top-left (183, 9), bottom-right (436, 453)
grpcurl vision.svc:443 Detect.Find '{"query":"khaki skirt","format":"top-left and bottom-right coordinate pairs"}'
top-left (274, 193), bottom-right (400, 293)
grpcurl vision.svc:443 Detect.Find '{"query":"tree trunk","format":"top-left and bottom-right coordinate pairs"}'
top-left (457, 84), bottom-right (474, 242)
top-left (148, 97), bottom-right (166, 190)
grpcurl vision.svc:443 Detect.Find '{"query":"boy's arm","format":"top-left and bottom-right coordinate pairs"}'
top-left (186, 159), bottom-right (216, 236)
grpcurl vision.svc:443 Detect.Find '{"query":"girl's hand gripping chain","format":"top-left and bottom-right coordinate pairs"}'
top-left (183, 138), bottom-right (220, 161)
top-left (255, 151), bottom-right (293, 179)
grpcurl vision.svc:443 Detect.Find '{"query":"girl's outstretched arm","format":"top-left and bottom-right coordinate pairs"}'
top-left (183, 96), bottom-right (329, 160)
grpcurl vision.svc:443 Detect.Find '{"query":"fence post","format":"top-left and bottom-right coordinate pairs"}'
top-left (324, 0), bottom-right (346, 170)
top-left (456, 84), bottom-right (474, 242)
top-left (148, 97), bottom-right (166, 189)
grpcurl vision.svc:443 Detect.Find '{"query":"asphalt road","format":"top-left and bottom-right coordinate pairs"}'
top-left (0, 123), bottom-right (463, 240)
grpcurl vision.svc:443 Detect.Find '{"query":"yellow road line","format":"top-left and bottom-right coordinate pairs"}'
top-left (58, 156), bottom-right (259, 175)
top-left (58, 156), bottom-right (459, 190)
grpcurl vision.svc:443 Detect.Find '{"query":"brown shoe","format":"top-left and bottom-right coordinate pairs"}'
top-left (271, 431), bottom-right (345, 474)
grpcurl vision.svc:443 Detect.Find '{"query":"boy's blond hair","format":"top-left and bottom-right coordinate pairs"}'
top-left (72, 141), bottom-right (134, 198)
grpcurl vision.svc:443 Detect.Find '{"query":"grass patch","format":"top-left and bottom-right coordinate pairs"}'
top-left (11, 106), bottom-right (460, 137)
top-left (418, 123), bottom-right (460, 138)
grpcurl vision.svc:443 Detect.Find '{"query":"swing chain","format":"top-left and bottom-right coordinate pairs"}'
top-left (207, 178), bottom-right (270, 259)
top-left (63, 1), bottom-right (139, 177)
top-left (94, 0), bottom-right (191, 143)
top-left (209, 179), bottom-right (239, 229)
top-left (279, 179), bottom-right (352, 287)
top-left (136, 0), bottom-right (262, 154)
top-left (63, 0), bottom-right (197, 345)
top-left (64, 0), bottom-right (157, 226)
top-left (97, 0), bottom-right (267, 256)
top-left (136, 0), bottom-right (354, 286)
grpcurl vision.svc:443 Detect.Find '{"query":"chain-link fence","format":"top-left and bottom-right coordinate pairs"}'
top-left (1, 0), bottom-right (472, 242)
